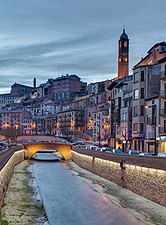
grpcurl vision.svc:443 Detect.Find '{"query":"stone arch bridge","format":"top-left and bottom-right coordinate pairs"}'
top-left (24, 142), bottom-right (72, 160)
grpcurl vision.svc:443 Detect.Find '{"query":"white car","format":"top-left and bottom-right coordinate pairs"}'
top-left (88, 146), bottom-right (98, 150)
top-left (157, 153), bottom-right (166, 157)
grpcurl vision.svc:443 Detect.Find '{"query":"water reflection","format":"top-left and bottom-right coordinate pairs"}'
top-left (32, 150), bottom-right (63, 161)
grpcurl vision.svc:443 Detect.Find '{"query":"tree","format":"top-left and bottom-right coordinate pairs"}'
top-left (0, 128), bottom-right (22, 142)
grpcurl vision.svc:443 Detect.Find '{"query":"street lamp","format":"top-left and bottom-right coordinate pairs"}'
top-left (145, 105), bottom-right (157, 155)
top-left (31, 122), bottom-right (36, 135)
top-left (15, 124), bottom-right (19, 142)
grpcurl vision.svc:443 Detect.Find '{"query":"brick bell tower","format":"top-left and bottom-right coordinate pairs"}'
top-left (118, 28), bottom-right (129, 79)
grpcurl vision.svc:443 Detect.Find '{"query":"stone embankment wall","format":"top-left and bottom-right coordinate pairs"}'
top-left (72, 148), bottom-right (166, 207)
top-left (0, 149), bottom-right (25, 209)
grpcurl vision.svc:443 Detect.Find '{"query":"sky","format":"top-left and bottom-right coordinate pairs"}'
top-left (0, 0), bottom-right (165, 93)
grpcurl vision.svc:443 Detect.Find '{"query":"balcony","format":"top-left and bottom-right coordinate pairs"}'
top-left (147, 132), bottom-right (155, 139)
top-left (160, 108), bottom-right (166, 117)
top-left (159, 127), bottom-right (166, 134)
top-left (123, 90), bottom-right (133, 99)
top-left (160, 90), bottom-right (166, 98)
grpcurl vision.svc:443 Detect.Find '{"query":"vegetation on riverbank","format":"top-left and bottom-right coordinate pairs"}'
top-left (1, 160), bottom-right (48, 224)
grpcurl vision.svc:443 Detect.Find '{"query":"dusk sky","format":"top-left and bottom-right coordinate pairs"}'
top-left (0, 0), bottom-right (165, 93)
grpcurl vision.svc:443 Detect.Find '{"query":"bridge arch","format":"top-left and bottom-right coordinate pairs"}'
top-left (24, 142), bottom-right (72, 160)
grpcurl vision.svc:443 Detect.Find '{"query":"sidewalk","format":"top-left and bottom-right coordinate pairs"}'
top-left (66, 161), bottom-right (166, 225)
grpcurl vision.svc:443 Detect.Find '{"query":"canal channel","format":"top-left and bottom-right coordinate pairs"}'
top-left (31, 152), bottom-right (143, 225)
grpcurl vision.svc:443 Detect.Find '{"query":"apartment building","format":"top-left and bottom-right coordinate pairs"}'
top-left (144, 97), bottom-right (160, 154)
top-left (159, 56), bottom-right (166, 152)
top-left (132, 42), bottom-right (166, 152)
top-left (92, 107), bottom-right (109, 145)
top-left (0, 94), bottom-right (18, 109)
top-left (55, 109), bottom-right (85, 136)
top-left (107, 75), bottom-right (133, 150)
top-left (53, 74), bottom-right (81, 101)
top-left (0, 110), bottom-right (31, 132)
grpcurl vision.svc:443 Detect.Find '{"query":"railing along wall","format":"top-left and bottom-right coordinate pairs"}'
top-left (72, 147), bottom-right (166, 171)
top-left (0, 145), bottom-right (24, 171)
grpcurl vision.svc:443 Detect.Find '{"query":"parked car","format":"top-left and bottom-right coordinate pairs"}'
top-left (88, 146), bottom-right (98, 150)
top-left (0, 142), bottom-right (8, 149)
top-left (101, 147), bottom-right (113, 152)
top-left (73, 141), bottom-right (84, 145)
top-left (79, 145), bottom-right (89, 149)
top-left (105, 148), bottom-right (114, 153)
top-left (126, 150), bottom-right (141, 155)
top-left (96, 147), bottom-right (101, 151)
top-left (157, 152), bottom-right (166, 157)
top-left (112, 149), bottom-right (124, 154)
top-left (8, 144), bottom-right (16, 148)
top-left (139, 153), bottom-right (153, 156)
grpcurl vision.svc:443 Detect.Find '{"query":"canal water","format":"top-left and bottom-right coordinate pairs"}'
top-left (32, 153), bottom-right (143, 225)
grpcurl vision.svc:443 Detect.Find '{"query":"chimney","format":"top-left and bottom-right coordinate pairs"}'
top-left (33, 77), bottom-right (36, 88)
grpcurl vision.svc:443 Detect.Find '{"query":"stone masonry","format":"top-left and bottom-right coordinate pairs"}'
top-left (0, 150), bottom-right (25, 209)
top-left (72, 149), bottom-right (166, 207)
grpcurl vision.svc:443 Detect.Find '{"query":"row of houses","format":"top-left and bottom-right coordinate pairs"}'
top-left (0, 41), bottom-right (165, 154)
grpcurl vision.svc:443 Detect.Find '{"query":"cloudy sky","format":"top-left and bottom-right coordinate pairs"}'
top-left (0, 0), bottom-right (165, 93)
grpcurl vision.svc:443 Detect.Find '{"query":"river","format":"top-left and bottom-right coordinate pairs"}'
top-left (32, 152), bottom-right (143, 225)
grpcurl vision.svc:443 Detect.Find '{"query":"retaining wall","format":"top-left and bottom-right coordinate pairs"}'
top-left (72, 148), bottom-right (166, 207)
top-left (0, 149), bottom-right (25, 209)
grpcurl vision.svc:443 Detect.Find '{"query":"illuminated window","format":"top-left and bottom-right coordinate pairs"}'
top-left (134, 89), bottom-right (139, 99)
top-left (124, 41), bottom-right (127, 47)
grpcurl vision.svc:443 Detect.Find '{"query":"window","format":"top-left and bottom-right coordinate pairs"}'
top-left (134, 89), bottom-right (139, 99)
top-left (134, 72), bottom-right (139, 83)
top-left (140, 105), bottom-right (144, 116)
top-left (124, 101), bottom-right (128, 108)
top-left (124, 41), bottom-right (127, 47)
top-left (140, 71), bottom-right (144, 81)
top-left (133, 106), bottom-right (138, 116)
top-left (164, 120), bottom-right (166, 132)
top-left (140, 123), bottom-right (144, 132)
top-left (121, 113), bottom-right (127, 122)
top-left (165, 65), bottom-right (166, 76)
top-left (133, 123), bottom-right (138, 131)
top-left (140, 88), bottom-right (144, 99)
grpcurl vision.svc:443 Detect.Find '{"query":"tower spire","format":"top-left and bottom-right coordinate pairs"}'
top-left (123, 25), bottom-right (125, 32)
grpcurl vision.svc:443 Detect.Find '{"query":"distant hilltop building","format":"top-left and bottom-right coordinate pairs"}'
top-left (53, 74), bottom-right (81, 101)
top-left (118, 28), bottom-right (129, 79)
top-left (11, 83), bottom-right (35, 96)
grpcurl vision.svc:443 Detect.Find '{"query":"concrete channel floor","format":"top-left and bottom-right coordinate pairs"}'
top-left (66, 161), bottom-right (166, 225)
